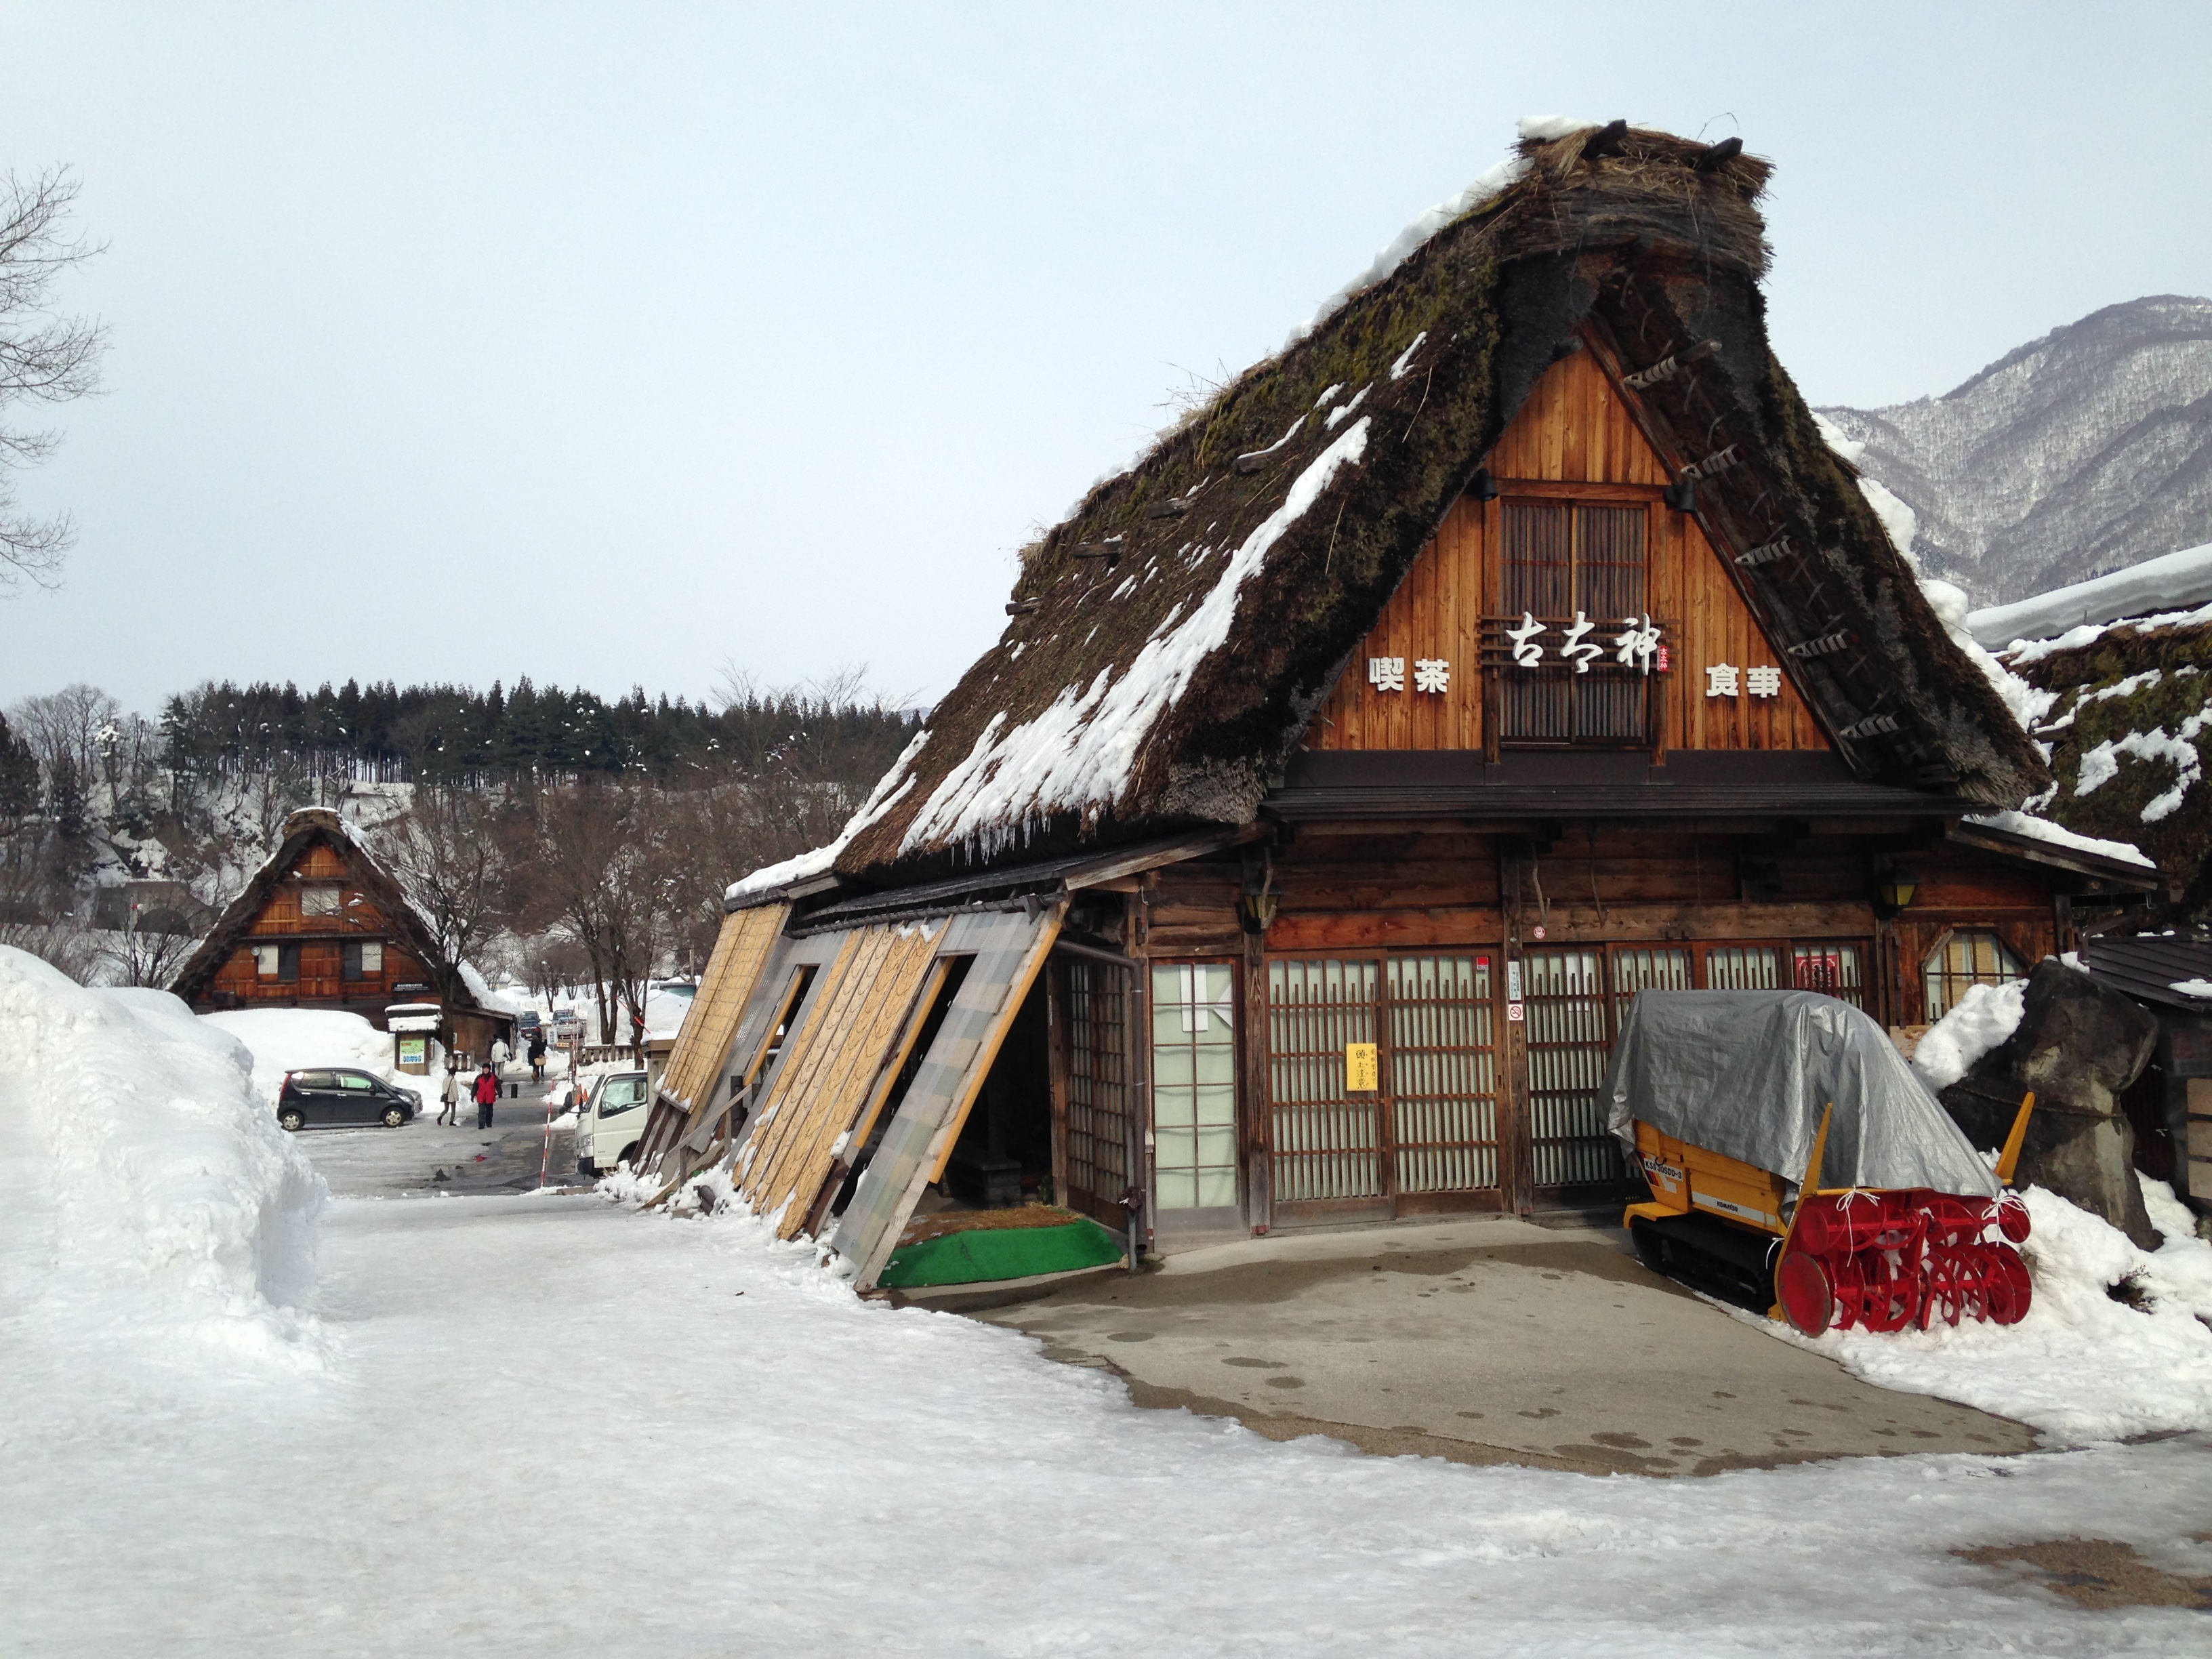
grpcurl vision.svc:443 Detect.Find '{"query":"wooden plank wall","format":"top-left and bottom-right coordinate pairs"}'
top-left (1877, 844), bottom-right (2058, 1029)
top-left (1486, 348), bottom-right (1668, 487)
top-left (1267, 831), bottom-right (1504, 953)
top-left (1305, 349), bottom-right (1828, 755)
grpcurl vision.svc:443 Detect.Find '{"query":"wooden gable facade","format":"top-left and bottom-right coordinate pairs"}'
top-left (197, 836), bottom-right (431, 1012)
top-left (1059, 345), bottom-right (2147, 1237)
top-left (170, 809), bottom-right (516, 1061)
top-left (1306, 348), bottom-right (1828, 758)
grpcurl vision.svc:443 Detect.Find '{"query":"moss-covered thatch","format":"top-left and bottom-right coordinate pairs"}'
top-left (2011, 617), bottom-right (2212, 918)
top-left (834, 124), bottom-right (2048, 888)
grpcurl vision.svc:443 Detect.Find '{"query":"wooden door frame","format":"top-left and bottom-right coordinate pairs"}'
top-left (1258, 947), bottom-right (1510, 1227)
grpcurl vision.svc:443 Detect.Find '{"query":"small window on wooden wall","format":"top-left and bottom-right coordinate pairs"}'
top-left (1922, 930), bottom-right (2025, 1021)
top-left (301, 884), bottom-right (343, 916)
top-left (1497, 500), bottom-right (1650, 744)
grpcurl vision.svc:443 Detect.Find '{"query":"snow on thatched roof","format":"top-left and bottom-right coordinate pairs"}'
top-left (798, 121), bottom-right (2048, 892)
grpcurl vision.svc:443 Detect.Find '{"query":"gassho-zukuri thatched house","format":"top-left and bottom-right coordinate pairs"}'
top-left (636, 119), bottom-right (2160, 1292)
top-left (169, 808), bottom-right (516, 1063)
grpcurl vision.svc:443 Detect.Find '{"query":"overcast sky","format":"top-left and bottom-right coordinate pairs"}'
top-left (3, 3), bottom-right (2207, 718)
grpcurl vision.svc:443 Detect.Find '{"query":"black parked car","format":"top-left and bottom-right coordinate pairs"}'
top-left (277, 1069), bottom-right (419, 1130)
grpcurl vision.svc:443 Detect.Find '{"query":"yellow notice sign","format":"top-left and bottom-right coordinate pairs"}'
top-left (1345, 1042), bottom-right (1379, 1092)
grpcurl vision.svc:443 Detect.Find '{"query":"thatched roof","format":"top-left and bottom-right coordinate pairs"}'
top-left (821, 122), bottom-right (2048, 890)
top-left (168, 808), bottom-right (512, 1019)
top-left (2005, 610), bottom-right (2212, 918)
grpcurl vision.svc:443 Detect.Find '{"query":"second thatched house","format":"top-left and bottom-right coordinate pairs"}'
top-left (637, 121), bottom-right (2158, 1291)
top-left (169, 808), bottom-right (517, 1063)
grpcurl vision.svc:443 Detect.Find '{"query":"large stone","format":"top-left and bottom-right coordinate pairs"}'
top-left (1939, 960), bottom-right (2163, 1249)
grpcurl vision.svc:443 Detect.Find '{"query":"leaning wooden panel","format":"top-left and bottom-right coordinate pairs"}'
top-left (749, 924), bottom-right (941, 1240)
top-left (827, 907), bottom-right (1063, 1290)
top-left (731, 928), bottom-right (868, 1207)
top-left (638, 903), bottom-right (790, 1167)
top-left (660, 903), bottom-right (791, 1114)
top-left (739, 926), bottom-right (899, 1220)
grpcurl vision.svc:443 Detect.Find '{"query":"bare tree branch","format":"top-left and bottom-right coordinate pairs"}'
top-left (0, 166), bottom-right (107, 590)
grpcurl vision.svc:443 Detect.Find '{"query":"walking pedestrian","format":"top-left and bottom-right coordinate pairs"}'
top-left (527, 1031), bottom-right (546, 1084)
top-left (437, 1063), bottom-right (461, 1126)
top-left (473, 1063), bottom-right (500, 1130)
top-left (491, 1036), bottom-right (511, 1071)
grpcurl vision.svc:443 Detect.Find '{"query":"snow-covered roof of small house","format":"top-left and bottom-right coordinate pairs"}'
top-left (168, 808), bottom-right (514, 1020)
top-left (757, 122), bottom-right (2049, 897)
top-left (1967, 542), bottom-right (2212, 651)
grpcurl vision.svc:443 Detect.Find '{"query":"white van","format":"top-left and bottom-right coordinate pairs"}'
top-left (575, 1070), bottom-right (651, 1176)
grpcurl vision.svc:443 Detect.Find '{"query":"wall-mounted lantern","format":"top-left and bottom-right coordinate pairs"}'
top-left (1875, 865), bottom-right (1919, 915)
top-left (1237, 848), bottom-right (1278, 936)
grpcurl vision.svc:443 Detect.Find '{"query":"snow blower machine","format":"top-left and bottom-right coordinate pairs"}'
top-left (1603, 990), bottom-right (2036, 1337)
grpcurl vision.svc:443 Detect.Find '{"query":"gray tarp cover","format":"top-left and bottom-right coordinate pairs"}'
top-left (1603, 991), bottom-right (1999, 1198)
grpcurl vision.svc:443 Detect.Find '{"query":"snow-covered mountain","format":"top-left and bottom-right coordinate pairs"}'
top-left (1818, 295), bottom-right (2212, 607)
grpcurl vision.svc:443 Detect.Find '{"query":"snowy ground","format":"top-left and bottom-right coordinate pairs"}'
top-left (6, 954), bottom-right (2212, 1652)
top-left (3, 1169), bottom-right (2208, 1651)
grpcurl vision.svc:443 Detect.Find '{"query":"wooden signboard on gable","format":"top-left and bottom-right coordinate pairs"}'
top-left (1305, 346), bottom-right (1830, 758)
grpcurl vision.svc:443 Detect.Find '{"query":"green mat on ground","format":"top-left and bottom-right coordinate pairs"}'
top-left (878, 1219), bottom-right (1126, 1288)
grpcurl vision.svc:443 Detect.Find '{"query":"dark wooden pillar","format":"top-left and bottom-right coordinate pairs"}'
top-left (1242, 924), bottom-right (1273, 1233)
top-left (1045, 960), bottom-right (1071, 1209)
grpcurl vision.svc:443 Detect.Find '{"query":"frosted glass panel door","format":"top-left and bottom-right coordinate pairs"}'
top-left (1151, 964), bottom-right (1239, 1211)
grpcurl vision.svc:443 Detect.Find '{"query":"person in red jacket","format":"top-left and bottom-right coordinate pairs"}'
top-left (473, 1063), bottom-right (500, 1130)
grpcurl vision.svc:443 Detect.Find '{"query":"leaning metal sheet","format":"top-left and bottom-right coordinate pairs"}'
top-left (827, 907), bottom-right (1061, 1288)
top-left (1603, 990), bottom-right (1998, 1197)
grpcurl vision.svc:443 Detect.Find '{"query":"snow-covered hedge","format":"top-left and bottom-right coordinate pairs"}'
top-left (0, 948), bottom-right (331, 1372)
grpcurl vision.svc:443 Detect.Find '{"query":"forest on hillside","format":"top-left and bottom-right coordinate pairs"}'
top-left (158, 673), bottom-right (917, 787)
top-left (0, 671), bottom-right (920, 1021)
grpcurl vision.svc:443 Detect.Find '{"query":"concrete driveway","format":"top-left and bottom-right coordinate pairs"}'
top-left (980, 1214), bottom-right (2036, 1476)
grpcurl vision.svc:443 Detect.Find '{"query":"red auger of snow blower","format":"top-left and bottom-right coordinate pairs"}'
top-left (1776, 1185), bottom-right (2034, 1336)
top-left (1606, 990), bottom-right (2041, 1340)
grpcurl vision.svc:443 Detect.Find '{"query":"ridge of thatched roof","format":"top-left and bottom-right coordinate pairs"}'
top-left (825, 122), bottom-right (2047, 889)
top-left (167, 808), bottom-right (510, 1015)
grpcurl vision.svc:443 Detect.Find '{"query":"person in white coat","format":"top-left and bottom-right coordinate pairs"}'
top-left (437, 1065), bottom-right (461, 1126)
top-left (491, 1037), bottom-right (511, 1070)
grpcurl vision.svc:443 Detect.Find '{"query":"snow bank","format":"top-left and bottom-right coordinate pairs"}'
top-left (1909, 979), bottom-right (2027, 1092)
top-left (1967, 539), bottom-right (2212, 648)
top-left (0, 949), bottom-right (329, 1373)
top-left (1964, 805), bottom-right (2156, 868)
top-left (1769, 1183), bottom-right (2212, 1443)
top-left (203, 1006), bottom-right (437, 1107)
